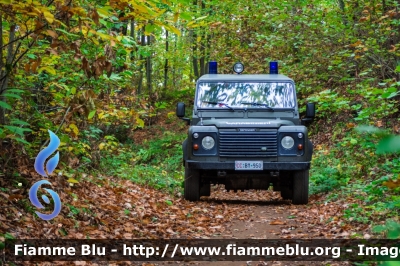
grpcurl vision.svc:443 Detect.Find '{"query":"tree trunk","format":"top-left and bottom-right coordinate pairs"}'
top-left (164, 30), bottom-right (169, 92)
top-left (137, 29), bottom-right (145, 95)
top-left (191, 0), bottom-right (200, 80)
top-left (130, 19), bottom-right (135, 59)
top-left (337, 0), bottom-right (348, 25)
top-left (0, 14), bottom-right (4, 125)
top-left (0, 23), bottom-right (16, 125)
top-left (146, 34), bottom-right (152, 92)
top-left (192, 29), bottom-right (199, 80)
top-left (199, 0), bottom-right (206, 76)
top-left (173, 33), bottom-right (177, 85)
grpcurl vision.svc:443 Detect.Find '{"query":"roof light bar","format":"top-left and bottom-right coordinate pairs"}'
top-left (209, 61), bottom-right (218, 74)
top-left (269, 61), bottom-right (278, 74)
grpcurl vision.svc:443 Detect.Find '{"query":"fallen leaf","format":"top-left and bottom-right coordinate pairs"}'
top-left (270, 220), bottom-right (286, 225)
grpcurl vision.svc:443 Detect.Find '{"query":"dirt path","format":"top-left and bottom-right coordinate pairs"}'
top-left (2, 180), bottom-right (356, 266)
top-left (155, 187), bottom-right (352, 266)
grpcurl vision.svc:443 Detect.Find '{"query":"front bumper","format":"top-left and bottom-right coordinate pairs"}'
top-left (186, 160), bottom-right (310, 171)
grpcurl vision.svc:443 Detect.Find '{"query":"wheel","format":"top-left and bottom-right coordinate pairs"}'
top-left (200, 183), bottom-right (211, 197)
top-left (280, 186), bottom-right (293, 200)
top-left (184, 166), bottom-right (200, 201)
top-left (292, 170), bottom-right (309, 204)
top-left (279, 171), bottom-right (292, 199)
top-left (272, 182), bottom-right (280, 191)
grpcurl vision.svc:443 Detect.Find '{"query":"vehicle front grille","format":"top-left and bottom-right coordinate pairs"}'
top-left (219, 130), bottom-right (278, 157)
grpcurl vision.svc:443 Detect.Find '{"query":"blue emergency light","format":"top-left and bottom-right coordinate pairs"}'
top-left (269, 61), bottom-right (278, 74)
top-left (209, 61), bottom-right (218, 74)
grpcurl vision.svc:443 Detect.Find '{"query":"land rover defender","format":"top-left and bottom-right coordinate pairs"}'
top-left (176, 62), bottom-right (315, 204)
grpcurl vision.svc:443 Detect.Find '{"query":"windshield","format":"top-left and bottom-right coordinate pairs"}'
top-left (197, 82), bottom-right (296, 109)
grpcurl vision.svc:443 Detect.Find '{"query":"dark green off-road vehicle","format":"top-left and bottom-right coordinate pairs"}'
top-left (176, 62), bottom-right (315, 204)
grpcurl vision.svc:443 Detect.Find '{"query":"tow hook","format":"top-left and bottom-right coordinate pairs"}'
top-left (218, 171), bottom-right (227, 177)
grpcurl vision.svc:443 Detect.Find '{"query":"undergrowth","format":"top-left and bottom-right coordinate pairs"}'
top-left (97, 130), bottom-right (185, 194)
top-left (310, 124), bottom-right (400, 225)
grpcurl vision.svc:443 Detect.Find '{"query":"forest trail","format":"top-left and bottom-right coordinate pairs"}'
top-left (1, 177), bottom-right (367, 266)
top-left (155, 186), bottom-right (357, 266)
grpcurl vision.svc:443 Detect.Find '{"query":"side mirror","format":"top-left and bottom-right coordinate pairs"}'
top-left (176, 102), bottom-right (190, 125)
top-left (301, 103), bottom-right (315, 124)
top-left (306, 103), bottom-right (315, 119)
top-left (176, 102), bottom-right (185, 118)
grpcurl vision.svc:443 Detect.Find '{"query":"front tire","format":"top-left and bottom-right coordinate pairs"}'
top-left (200, 183), bottom-right (211, 196)
top-left (184, 167), bottom-right (200, 201)
top-left (280, 186), bottom-right (293, 200)
top-left (292, 170), bottom-right (309, 204)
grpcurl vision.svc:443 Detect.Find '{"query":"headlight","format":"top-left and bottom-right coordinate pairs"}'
top-left (202, 136), bottom-right (215, 150)
top-left (281, 136), bottom-right (294, 149)
top-left (193, 133), bottom-right (199, 139)
top-left (298, 133), bottom-right (303, 139)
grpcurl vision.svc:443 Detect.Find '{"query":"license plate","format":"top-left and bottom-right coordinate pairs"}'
top-left (235, 161), bottom-right (263, 170)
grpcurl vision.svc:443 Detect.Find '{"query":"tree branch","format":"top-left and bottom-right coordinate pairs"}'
top-left (40, 106), bottom-right (71, 150)
top-left (12, 40), bottom-right (35, 69)
top-left (0, 14), bottom-right (3, 71)
top-left (6, 24), bottom-right (16, 65)
top-left (0, 23), bottom-right (46, 50)
top-left (0, 40), bottom-right (36, 93)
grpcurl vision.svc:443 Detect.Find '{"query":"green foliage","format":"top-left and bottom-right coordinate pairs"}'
top-left (0, 232), bottom-right (15, 250)
top-left (373, 220), bottom-right (400, 239)
top-left (0, 0), bottom-right (399, 244)
top-left (97, 131), bottom-right (185, 193)
top-left (311, 125), bottom-right (400, 224)
top-left (376, 136), bottom-right (400, 154)
top-left (307, 90), bottom-right (350, 117)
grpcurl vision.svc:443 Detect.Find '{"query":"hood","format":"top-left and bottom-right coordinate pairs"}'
top-left (199, 119), bottom-right (295, 128)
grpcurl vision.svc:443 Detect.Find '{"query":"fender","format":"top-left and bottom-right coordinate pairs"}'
top-left (182, 138), bottom-right (188, 166)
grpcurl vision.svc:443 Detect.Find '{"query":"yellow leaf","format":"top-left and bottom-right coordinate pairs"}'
top-left (131, 3), bottom-right (150, 14)
top-left (69, 124), bottom-right (79, 136)
top-left (67, 177), bottom-right (79, 184)
top-left (136, 118), bottom-right (145, 128)
top-left (43, 11), bottom-right (54, 24)
top-left (91, 37), bottom-right (99, 45)
top-left (173, 13), bottom-right (179, 23)
top-left (164, 24), bottom-right (181, 36)
top-left (38, 66), bottom-right (56, 75)
top-left (383, 179), bottom-right (400, 189)
top-left (68, 147), bottom-right (73, 152)
top-left (99, 143), bottom-right (106, 150)
top-left (96, 31), bottom-right (111, 40)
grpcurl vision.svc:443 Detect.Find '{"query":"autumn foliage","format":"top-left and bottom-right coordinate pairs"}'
top-left (0, 0), bottom-right (399, 244)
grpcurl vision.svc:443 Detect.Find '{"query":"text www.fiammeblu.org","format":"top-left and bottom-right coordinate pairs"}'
top-left (121, 244), bottom-right (399, 259)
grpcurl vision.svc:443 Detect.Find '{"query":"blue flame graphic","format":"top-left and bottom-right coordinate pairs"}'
top-left (29, 180), bottom-right (62, 220)
top-left (34, 130), bottom-right (60, 177)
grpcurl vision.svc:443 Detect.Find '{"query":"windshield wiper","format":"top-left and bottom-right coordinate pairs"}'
top-left (240, 102), bottom-right (274, 111)
top-left (202, 101), bottom-right (235, 111)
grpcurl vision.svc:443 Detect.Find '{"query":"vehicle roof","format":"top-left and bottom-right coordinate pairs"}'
top-left (198, 74), bottom-right (294, 82)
